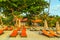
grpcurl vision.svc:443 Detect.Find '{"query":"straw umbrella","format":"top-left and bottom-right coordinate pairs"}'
top-left (32, 19), bottom-right (42, 26)
top-left (21, 18), bottom-right (28, 27)
top-left (44, 20), bottom-right (48, 30)
top-left (56, 21), bottom-right (60, 34)
top-left (31, 19), bottom-right (42, 31)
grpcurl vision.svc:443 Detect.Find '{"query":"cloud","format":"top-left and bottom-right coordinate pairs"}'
top-left (49, 4), bottom-right (60, 16)
top-left (52, 5), bottom-right (60, 10)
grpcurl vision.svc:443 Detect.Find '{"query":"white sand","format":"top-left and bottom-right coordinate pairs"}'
top-left (0, 30), bottom-right (60, 40)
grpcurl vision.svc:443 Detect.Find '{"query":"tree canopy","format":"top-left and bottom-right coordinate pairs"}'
top-left (0, 0), bottom-right (50, 26)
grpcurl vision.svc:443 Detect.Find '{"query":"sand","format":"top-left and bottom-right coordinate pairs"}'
top-left (0, 30), bottom-right (60, 40)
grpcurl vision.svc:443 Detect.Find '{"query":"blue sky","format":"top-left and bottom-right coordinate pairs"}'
top-left (46, 0), bottom-right (60, 16)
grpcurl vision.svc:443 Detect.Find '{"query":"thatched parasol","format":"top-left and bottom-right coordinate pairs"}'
top-left (56, 21), bottom-right (60, 30)
top-left (32, 19), bottom-right (42, 23)
top-left (56, 21), bottom-right (60, 34)
top-left (32, 19), bottom-right (42, 27)
top-left (44, 20), bottom-right (48, 30)
top-left (20, 18), bottom-right (28, 26)
top-left (21, 18), bottom-right (28, 22)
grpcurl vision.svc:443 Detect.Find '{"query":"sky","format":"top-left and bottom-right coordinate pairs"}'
top-left (46, 0), bottom-right (60, 16)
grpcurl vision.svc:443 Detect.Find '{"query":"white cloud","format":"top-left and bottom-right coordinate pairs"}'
top-left (52, 5), bottom-right (60, 10)
top-left (49, 4), bottom-right (60, 16)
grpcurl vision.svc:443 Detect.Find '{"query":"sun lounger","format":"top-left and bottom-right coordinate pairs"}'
top-left (3, 27), bottom-right (8, 30)
top-left (20, 28), bottom-right (27, 37)
top-left (42, 30), bottom-right (54, 37)
top-left (9, 27), bottom-right (13, 30)
top-left (0, 30), bottom-right (4, 35)
top-left (30, 27), bottom-right (35, 31)
top-left (56, 30), bottom-right (60, 34)
top-left (16, 27), bottom-right (20, 31)
top-left (49, 30), bottom-right (60, 37)
top-left (49, 30), bottom-right (57, 36)
top-left (10, 30), bottom-right (18, 37)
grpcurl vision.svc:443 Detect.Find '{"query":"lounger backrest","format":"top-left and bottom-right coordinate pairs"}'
top-left (4, 27), bottom-right (8, 30)
top-left (42, 30), bottom-right (48, 34)
top-left (9, 27), bottom-right (13, 30)
top-left (49, 30), bottom-right (59, 36)
top-left (17, 27), bottom-right (20, 31)
top-left (0, 30), bottom-right (3, 34)
top-left (13, 30), bottom-right (18, 33)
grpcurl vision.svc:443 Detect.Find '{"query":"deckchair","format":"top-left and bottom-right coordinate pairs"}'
top-left (16, 27), bottom-right (20, 31)
top-left (20, 28), bottom-right (27, 37)
top-left (0, 30), bottom-right (4, 35)
top-left (42, 30), bottom-right (54, 37)
top-left (30, 27), bottom-right (35, 31)
top-left (56, 30), bottom-right (60, 34)
top-left (41, 20), bottom-right (54, 37)
top-left (23, 27), bottom-right (26, 31)
top-left (49, 30), bottom-right (60, 37)
top-left (9, 27), bottom-right (13, 30)
top-left (3, 27), bottom-right (8, 30)
top-left (10, 30), bottom-right (18, 37)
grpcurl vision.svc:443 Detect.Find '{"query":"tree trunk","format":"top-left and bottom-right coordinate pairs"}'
top-left (18, 19), bottom-right (21, 27)
top-left (11, 8), bottom-right (21, 28)
top-left (11, 8), bottom-right (18, 27)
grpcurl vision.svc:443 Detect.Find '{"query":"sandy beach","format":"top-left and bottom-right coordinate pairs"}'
top-left (0, 30), bottom-right (60, 40)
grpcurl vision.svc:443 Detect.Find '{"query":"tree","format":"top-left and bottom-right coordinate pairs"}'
top-left (0, 0), bottom-right (49, 27)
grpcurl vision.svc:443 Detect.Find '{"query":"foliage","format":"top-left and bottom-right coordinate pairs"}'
top-left (0, 0), bottom-right (49, 26)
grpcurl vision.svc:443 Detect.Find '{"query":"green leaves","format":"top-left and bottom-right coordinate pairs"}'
top-left (0, 0), bottom-right (2, 2)
top-left (12, 3), bottom-right (18, 7)
top-left (3, 0), bottom-right (6, 2)
top-left (0, 0), bottom-right (6, 2)
top-left (13, 11), bottom-right (20, 16)
top-left (0, 0), bottom-right (49, 13)
top-left (2, 16), bottom-right (13, 25)
top-left (0, 0), bottom-right (49, 26)
top-left (11, 0), bottom-right (18, 2)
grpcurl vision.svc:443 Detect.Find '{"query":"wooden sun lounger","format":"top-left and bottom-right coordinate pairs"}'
top-left (3, 27), bottom-right (8, 31)
top-left (8, 27), bottom-right (13, 30)
top-left (16, 27), bottom-right (20, 31)
top-left (42, 30), bottom-right (54, 37)
top-left (56, 30), bottom-right (60, 34)
top-left (20, 28), bottom-right (27, 37)
top-left (10, 30), bottom-right (18, 37)
top-left (49, 30), bottom-right (60, 37)
top-left (0, 30), bottom-right (4, 35)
